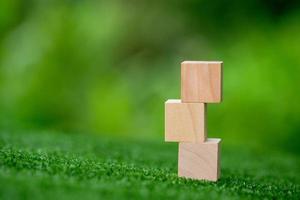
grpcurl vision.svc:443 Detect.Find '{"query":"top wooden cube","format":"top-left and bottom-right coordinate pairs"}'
top-left (181, 61), bottom-right (223, 103)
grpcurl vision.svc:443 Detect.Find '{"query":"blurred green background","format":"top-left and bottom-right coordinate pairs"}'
top-left (0, 0), bottom-right (300, 153)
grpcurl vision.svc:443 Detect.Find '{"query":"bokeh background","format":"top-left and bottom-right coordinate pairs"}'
top-left (0, 0), bottom-right (300, 154)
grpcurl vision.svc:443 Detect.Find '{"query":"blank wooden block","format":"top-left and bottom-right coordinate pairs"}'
top-left (178, 138), bottom-right (221, 181)
top-left (165, 99), bottom-right (206, 143)
top-left (181, 61), bottom-right (223, 103)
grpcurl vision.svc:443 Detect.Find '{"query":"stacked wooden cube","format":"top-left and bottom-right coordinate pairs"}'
top-left (165, 61), bottom-right (223, 182)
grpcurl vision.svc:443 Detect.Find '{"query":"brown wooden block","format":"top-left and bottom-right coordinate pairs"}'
top-left (181, 61), bottom-right (223, 103)
top-left (165, 99), bottom-right (206, 143)
top-left (178, 138), bottom-right (221, 181)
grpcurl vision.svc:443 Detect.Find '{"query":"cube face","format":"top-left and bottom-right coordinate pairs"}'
top-left (165, 99), bottom-right (206, 143)
top-left (178, 139), bottom-right (221, 181)
top-left (181, 61), bottom-right (223, 103)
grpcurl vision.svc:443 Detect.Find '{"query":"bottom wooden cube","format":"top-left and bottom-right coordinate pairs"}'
top-left (178, 138), bottom-right (221, 182)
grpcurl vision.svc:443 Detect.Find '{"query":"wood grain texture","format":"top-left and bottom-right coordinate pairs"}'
top-left (178, 138), bottom-right (221, 181)
top-left (165, 99), bottom-right (206, 143)
top-left (181, 61), bottom-right (223, 103)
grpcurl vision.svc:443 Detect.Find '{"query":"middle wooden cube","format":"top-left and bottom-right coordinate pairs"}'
top-left (165, 99), bottom-right (206, 143)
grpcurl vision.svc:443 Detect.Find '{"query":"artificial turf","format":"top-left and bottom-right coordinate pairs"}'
top-left (0, 131), bottom-right (299, 199)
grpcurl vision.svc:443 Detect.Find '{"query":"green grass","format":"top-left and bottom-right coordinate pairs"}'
top-left (0, 131), bottom-right (299, 199)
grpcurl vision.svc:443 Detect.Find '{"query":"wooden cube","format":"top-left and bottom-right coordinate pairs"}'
top-left (181, 61), bottom-right (223, 103)
top-left (178, 138), bottom-right (221, 181)
top-left (165, 99), bottom-right (206, 143)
